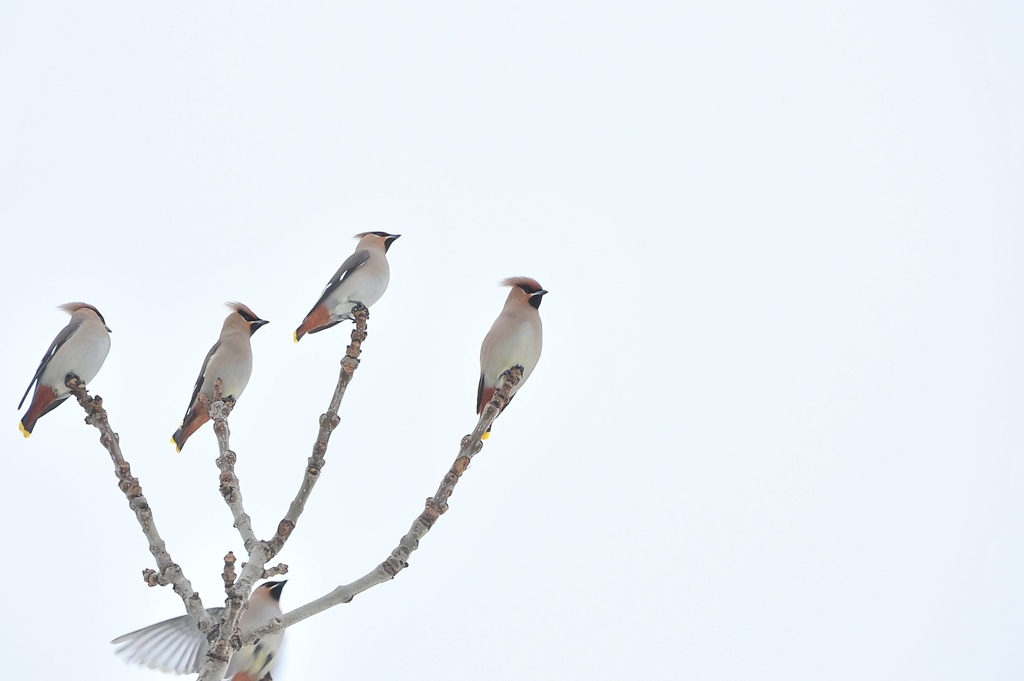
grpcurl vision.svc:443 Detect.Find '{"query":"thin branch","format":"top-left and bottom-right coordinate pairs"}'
top-left (242, 366), bottom-right (524, 643)
top-left (209, 380), bottom-right (258, 554)
top-left (197, 306), bottom-right (371, 681)
top-left (269, 304), bottom-right (370, 555)
top-left (262, 563), bottom-right (289, 580)
top-left (66, 375), bottom-right (214, 633)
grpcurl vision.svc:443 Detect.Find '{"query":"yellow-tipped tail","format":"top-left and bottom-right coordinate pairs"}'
top-left (482, 432), bottom-right (490, 440)
top-left (169, 435), bottom-right (182, 453)
top-left (293, 330), bottom-right (300, 343)
top-left (19, 422), bottom-right (30, 438)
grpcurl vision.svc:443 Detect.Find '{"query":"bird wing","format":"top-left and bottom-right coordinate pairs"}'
top-left (311, 249), bottom-right (371, 307)
top-left (111, 608), bottom-right (223, 675)
top-left (181, 341), bottom-right (220, 418)
top-left (327, 249), bottom-right (371, 290)
top-left (17, 318), bottom-right (82, 409)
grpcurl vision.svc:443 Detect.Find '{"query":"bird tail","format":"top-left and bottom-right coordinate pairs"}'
top-left (294, 304), bottom-right (331, 342)
top-left (294, 304), bottom-right (345, 341)
top-left (170, 402), bottom-right (209, 452)
top-left (19, 387), bottom-right (65, 438)
top-left (476, 385), bottom-right (498, 439)
top-left (476, 386), bottom-right (496, 417)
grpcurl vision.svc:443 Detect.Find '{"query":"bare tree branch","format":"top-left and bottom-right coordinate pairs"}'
top-left (269, 304), bottom-right (370, 555)
top-left (208, 381), bottom-right (258, 554)
top-left (242, 366), bottom-right (524, 643)
top-left (65, 375), bottom-right (214, 633)
top-left (75, 294), bottom-right (526, 680)
top-left (197, 306), bottom-right (371, 680)
top-left (262, 563), bottom-right (289, 580)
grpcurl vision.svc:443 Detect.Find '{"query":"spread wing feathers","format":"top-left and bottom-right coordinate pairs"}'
top-left (111, 609), bottom-right (223, 675)
top-left (182, 341), bottom-right (220, 418)
top-left (18, 319), bottom-right (82, 409)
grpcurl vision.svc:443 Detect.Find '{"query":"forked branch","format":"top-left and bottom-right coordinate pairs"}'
top-left (197, 306), bottom-right (371, 681)
top-left (242, 366), bottom-right (524, 643)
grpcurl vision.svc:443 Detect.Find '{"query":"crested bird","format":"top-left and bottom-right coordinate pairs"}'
top-left (18, 302), bottom-right (112, 437)
top-left (477, 277), bottom-right (546, 438)
top-left (171, 303), bottom-right (268, 452)
top-left (293, 231), bottom-right (400, 342)
top-left (112, 580), bottom-right (287, 681)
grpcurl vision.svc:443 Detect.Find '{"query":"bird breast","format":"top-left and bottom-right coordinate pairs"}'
top-left (41, 321), bottom-right (111, 394)
top-left (331, 259), bottom-right (390, 310)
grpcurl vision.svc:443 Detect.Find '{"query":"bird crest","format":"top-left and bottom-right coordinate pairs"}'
top-left (500, 277), bottom-right (544, 294)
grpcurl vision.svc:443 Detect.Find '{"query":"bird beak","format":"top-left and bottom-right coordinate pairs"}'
top-left (253, 319), bottom-right (270, 329)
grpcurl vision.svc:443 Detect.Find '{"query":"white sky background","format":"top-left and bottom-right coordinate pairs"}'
top-left (0, 2), bottom-right (1021, 679)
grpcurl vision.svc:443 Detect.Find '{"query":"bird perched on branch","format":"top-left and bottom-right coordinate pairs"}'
top-left (171, 303), bottom-right (268, 452)
top-left (293, 231), bottom-right (400, 342)
top-left (477, 277), bottom-right (546, 438)
top-left (18, 302), bottom-right (112, 437)
top-left (112, 580), bottom-right (287, 681)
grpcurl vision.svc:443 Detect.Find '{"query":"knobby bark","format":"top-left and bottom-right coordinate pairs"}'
top-left (196, 306), bottom-right (370, 681)
top-left (65, 376), bottom-right (214, 633)
top-left (243, 365), bottom-right (522, 643)
top-left (73, 304), bottom-right (523, 680)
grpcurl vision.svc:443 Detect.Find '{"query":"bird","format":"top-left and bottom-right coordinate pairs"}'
top-left (18, 302), bottom-right (112, 437)
top-left (112, 580), bottom-right (287, 681)
top-left (477, 277), bottom-right (547, 438)
top-left (171, 303), bottom-right (268, 452)
top-left (293, 231), bottom-right (401, 342)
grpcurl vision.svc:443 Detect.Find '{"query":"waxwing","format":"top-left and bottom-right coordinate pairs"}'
top-left (477, 277), bottom-right (546, 438)
top-left (113, 580), bottom-right (287, 681)
top-left (19, 302), bottom-right (112, 437)
top-left (293, 231), bottom-right (400, 341)
top-left (171, 303), bottom-right (268, 452)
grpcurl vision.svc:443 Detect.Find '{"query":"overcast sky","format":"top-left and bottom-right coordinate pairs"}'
top-left (1, 2), bottom-right (1021, 680)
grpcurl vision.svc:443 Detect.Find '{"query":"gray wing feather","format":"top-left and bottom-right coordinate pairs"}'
top-left (311, 249), bottom-right (371, 308)
top-left (327, 249), bottom-right (371, 289)
top-left (111, 608), bottom-right (223, 675)
top-left (298, 250), bottom-right (372, 327)
top-left (181, 341), bottom-right (220, 419)
top-left (18, 319), bottom-right (82, 409)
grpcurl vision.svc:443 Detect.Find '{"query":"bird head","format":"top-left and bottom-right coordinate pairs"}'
top-left (501, 277), bottom-right (548, 310)
top-left (227, 302), bottom-right (270, 336)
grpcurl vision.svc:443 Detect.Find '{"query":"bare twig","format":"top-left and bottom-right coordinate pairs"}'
top-left (197, 307), bottom-right (371, 681)
top-left (269, 305), bottom-right (370, 555)
top-left (209, 380), bottom-right (258, 554)
top-left (262, 563), bottom-right (289, 580)
top-left (222, 551), bottom-right (237, 590)
top-left (66, 375), bottom-right (214, 633)
top-left (242, 366), bottom-right (523, 643)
